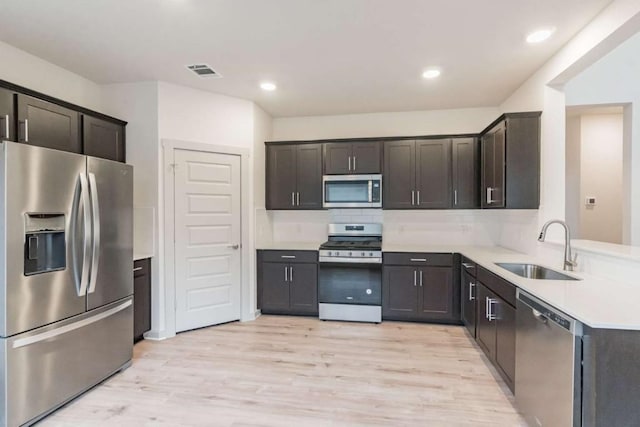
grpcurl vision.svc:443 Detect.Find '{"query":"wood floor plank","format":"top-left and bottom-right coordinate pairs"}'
top-left (40, 315), bottom-right (526, 426)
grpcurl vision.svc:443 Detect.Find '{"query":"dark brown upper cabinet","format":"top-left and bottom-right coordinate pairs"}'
top-left (383, 138), bottom-right (451, 209)
top-left (324, 141), bottom-right (381, 174)
top-left (481, 112), bottom-right (541, 209)
top-left (452, 137), bottom-right (479, 209)
top-left (266, 143), bottom-right (323, 210)
top-left (0, 87), bottom-right (16, 141)
top-left (83, 115), bottom-right (125, 162)
top-left (17, 94), bottom-right (80, 154)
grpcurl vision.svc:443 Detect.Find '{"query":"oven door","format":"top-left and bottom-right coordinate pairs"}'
top-left (318, 262), bottom-right (382, 305)
top-left (323, 174), bottom-right (382, 208)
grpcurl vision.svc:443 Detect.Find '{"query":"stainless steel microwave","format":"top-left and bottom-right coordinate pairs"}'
top-left (322, 174), bottom-right (382, 208)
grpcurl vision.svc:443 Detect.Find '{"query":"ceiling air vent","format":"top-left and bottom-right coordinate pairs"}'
top-left (186, 64), bottom-right (222, 78)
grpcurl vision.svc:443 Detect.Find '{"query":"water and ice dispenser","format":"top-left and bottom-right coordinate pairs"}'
top-left (24, 214), bottom-right (66, 276)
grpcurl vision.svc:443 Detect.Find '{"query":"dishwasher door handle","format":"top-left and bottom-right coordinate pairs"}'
top-left (532, 309), bottom-right (548, 324)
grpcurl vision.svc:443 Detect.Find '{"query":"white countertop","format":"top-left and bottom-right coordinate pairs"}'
top-left (134, 252), bottom-right (154, 261)
top-left (256, 241), bottom-right (323, 251)
top-left (261, 242), bottom-right (640, 330)
top-left (383, 244), bottom-right (640, 331)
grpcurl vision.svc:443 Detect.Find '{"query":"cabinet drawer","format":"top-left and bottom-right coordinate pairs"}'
top-left (384, 252), bottom-right (453, 267)
top-left (260, 250), bottom-right (318, 263)
top-left (461, 256), bottom-right (477, 277)
top-left (477, 266), bottom-right (516, 307)
top-left (133, 258), bottom-right (150, 278)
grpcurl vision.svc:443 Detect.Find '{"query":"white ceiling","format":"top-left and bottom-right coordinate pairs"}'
top-left (0, 0), bottom-right (612, 117)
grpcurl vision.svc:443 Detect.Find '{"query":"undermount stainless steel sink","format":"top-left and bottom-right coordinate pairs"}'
top-left (495, 263), bottom-right (581, 281)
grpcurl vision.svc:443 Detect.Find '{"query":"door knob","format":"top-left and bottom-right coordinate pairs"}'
top-left (228, 244), bottom-right (240, 250)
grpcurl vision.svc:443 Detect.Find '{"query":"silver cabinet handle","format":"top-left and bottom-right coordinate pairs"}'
top-left (419, 270), bottom-right (423, 287)
top-left (410, 258), bottom-right (427, 262)
top-left (485, 296), bottom-right (489, 319)
top-left (296, 192), bottom-right (300, 206)
top-left (2, 114), bottom-right (8, 139)
top-left (487, 298), bottom-right (497, 321)
top-left (133, 267), bottom-right (143, 272)
top-left (24, 118), bottom-right (28, 142)
top-left (454, 189), bottom-right (458, 206)
top-left (291, 192), bottom-right (295, 206)
top-left (462, 262), bottom-right (474, 268)
top-left (417, 190), bottom-right (420, 205)
top-left (280, 255), bottom-right (296, 259)
top-left (469, 282), bottom-right (475, 301)
top-left (413, 270), bottom-right (417, 287)
top-left (486, 187), bottom-right (494, 204)
top-left (353, 156), bottom-right (356, 171)
top-left (411, 190), bottom-right (415, 206)
top-left (88, 173), bottom-right (101, 294)
top-left (289, 266), bottom-right (293, 282)
top-left (348, 156), bottom-right (352, 171)
top-left (284, 266), bottom-right (288, 282)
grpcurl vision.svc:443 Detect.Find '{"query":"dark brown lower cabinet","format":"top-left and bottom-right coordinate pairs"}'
top-left (461, 269), bottom-right (477, 337)
top-left (133, 258), bottom-right (151, 342)
top-left (259, 250), bottom-right (318, 316)
top-left (476, 282), bottom-right (516, 392)
top-left (382, 260), bottom-right (457, 323)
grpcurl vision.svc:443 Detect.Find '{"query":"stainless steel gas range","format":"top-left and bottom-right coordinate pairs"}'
top-left (318, 223), bottom-right (382, 323)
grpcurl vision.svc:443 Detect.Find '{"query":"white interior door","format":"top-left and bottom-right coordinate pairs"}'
top-left (174, 149), bottom-right (242, 332)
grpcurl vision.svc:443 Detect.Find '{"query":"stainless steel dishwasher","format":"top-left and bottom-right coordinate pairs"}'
top-left (516, 290), bottom-right (583, 427)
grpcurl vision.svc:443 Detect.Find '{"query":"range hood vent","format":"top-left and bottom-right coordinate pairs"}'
top-left (186, 64), bottom-right (222, 78)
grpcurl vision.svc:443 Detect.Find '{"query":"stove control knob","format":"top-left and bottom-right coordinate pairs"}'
top-left (348, 252), bottom-right (352, 256)
top-left (361, 252), bottom-right (365, 256)
top-left (327, 251), bottom-right (332, 256)
top-left (369, 252), bottom-right (373, 256)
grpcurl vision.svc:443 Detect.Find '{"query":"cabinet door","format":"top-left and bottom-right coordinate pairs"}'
top-left (481, 123), bottom-right (506, 208)
top-left (261, 262), bottom-right (291, 313)
top-left (382, 266), bottom-right (418, 320)
top-left (0, 87), bottom-right (15, 141)
top-left (495, 298), bottom-right (516, 391)
top-left (416, 139), bottom-right (451, 208)
top-left (324, 143), bottom-right (351, 175)
top-left (352, 141), bottom-right (382, 174)
top-left (383, 140), bottom-right (415, 209)
top-left (418, 266), bottom-right (455, 321)
top-left (133, 259), bottom-right (151, 342)
top-left (289, 263), bottom-right (318, 315)
top-left (475, 283), bottom-right (496, 361)
top-left (452, 138), bottom-right (479, 208)
top-left (266, 145), bottom-right (297, 209)
top-left (461, 270), bottom-right (477, 337)
top-left (83, 115), bottom-right (125, 162)
top-left (17, 94), bottom-right (80, 153)
top-left (296, 143), bottom-right (323, 209)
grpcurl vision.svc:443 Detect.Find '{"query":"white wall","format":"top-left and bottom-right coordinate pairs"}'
top-left (272, 107), bottom-right (500, 140)
top-left (0, 40), bottom-right (103, 111)
top-left (565, 115), bottom-right (581, 237)
top-left (579, 113), bottom-right (623, 243)
top-left (101, 81), bottom-right (163, 335)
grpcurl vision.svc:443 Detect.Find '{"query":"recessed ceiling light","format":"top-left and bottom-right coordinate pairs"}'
top-left (260, 82), bottom-right (277, 91)
top-left (422, 69), bottom-right (441, 79)
top-left (526, 28), bottom-right (555, 44)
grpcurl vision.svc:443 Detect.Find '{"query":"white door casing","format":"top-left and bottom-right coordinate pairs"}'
top-left (173, 149), bottom-right (242, 332)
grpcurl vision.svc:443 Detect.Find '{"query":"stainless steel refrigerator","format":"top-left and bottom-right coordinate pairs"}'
top-left (0, 141), bottom-right (134, 426)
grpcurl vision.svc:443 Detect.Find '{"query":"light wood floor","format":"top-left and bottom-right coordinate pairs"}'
top-left (41, 316), bottom-right (526, 426)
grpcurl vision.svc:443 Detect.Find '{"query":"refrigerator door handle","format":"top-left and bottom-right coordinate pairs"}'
top-left (11, 299), bottom-right (132, 349)
top-left (88, 173), bottom-right (101, 294)
top-left (77, 174), bottom-right (91, 297)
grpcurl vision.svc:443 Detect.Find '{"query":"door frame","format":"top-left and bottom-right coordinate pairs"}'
top-left (162, 139), bottom-right (252, 338)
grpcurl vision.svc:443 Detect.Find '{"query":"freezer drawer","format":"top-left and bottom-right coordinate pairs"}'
top-left (0, 297), bottom-right (133, 427)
